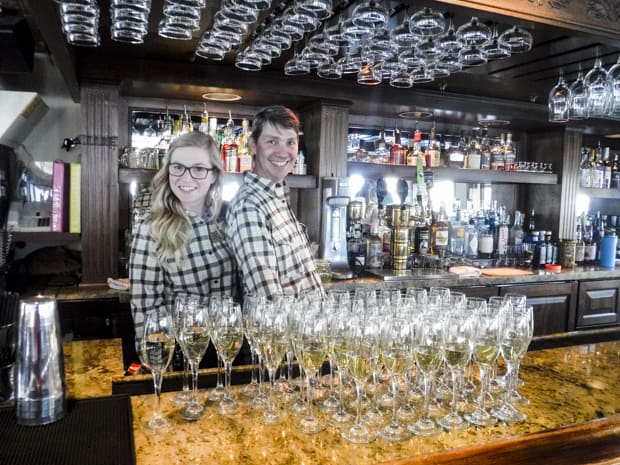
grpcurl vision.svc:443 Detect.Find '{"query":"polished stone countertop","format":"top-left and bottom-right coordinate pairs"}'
top-left (27, 266), bottom-right (620, 303)
top-left (79, 339), bottom-right (617, 465)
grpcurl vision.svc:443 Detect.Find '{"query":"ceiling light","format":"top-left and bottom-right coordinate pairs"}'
top-left (398, 111), bottom-right (433, 119)
top-left (201, 92), bottom-right (242, 102)
top-left (605, 133), bottom-right (620, 139)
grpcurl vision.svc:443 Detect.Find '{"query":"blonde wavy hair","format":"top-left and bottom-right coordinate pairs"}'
top-left (149, 132), bottom-right (223, 263)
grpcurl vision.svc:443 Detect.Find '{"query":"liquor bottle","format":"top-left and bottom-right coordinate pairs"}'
top-left (389, 128), bottom-right (406, 165)
top-left (464, 218), bottom-right (479, 258)
top-left (491, 133), bottom-right (505, 170)
top-left (591, 143), bottom-right (604, 189)
top-left (544, 231), bottom-right (557, 265)
top-left (447, 131), bottom-right (466, 168)
top-left (426, 126), bottom-right (441, 168)
top-left (466, 130), bottom-right (481, 169)
top-left (480, 128), bottom-right (492, 170)
top-left (221, 111), bottom-right (238, 172)
top-left (449, 205), bottom-right (465, 256)
top-left (431, 203), bottom-right (449, 257)
top-left (510, 210), bottom-right (525, 246)
top-left (365, 214), bottom-right (383, 269)
top-left (375, 129), bottom-right (389, 163)
top-left (406, 132), bottom-right (417, 166)
top-left (181, 105), bottom-right (192, 134)
top-left (413, 195), bottom-right (431, 256)
top-left (602, 147), bottom-right (612, 189)
top-left (579, 147), bottom-right (593, 188)
top-left (535, 231), bottom-right (549, 268)
top-left (495, 209), bottom-right (509, 258)
top-left (575, 222), bottom-right (585, 265)
top-left (198, 103), bottom-right (209, 135)
top-left (611, 152), bottom-right (620, 189)
top-left (238, 118), bottom-right (253, 172)
top-left (504, 132), bottom-right (516, 171)
top-left (208, 117), bottom-right (218, 147)
top-left (583, 222), bottom-right (597, 264)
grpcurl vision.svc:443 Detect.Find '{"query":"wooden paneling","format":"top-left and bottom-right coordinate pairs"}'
top-left (577, 279), bottom-right (620, 328)
top-left (499, 281), bottom-right (578, 336)
top-left (80, 85), bottom-right (120, 284)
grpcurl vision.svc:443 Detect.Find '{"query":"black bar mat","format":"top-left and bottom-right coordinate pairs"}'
top-left (0, 396), bottom-right (136, 465)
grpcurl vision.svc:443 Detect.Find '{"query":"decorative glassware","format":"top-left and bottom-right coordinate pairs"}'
top-left (456, 17), bottom-right (491, 47)
top-left (172, 296), bottom-right (197, 405)
top-left (211, 300), bottom-right (244, 415)
top-left (352, 0), bottom-right (389, 30)
top-left (294, 0), bottom-right (333, 20)
top-left (284, 53), bottom-right (311, 75)
top-left (548, 71), bottom-right (571, 123)
top-left (409, 7), bottom-right (446, 37)
top-left (178, 302), bottom-right (210, 421)
top-left (483, 25), bottom-right (511, 60)
top-left (584, 57), bottom-right (611, 118)
top-left (607, 55), bottom-right (620, 117)
top-left (498, 26), bottom-right (533, 53)
top-left (459, 45), bottom-right (488, 67)
top-left (389, 65), bottom-right (413, 88)
top-left (139, 312), bottom-right (175, 433)
top-left (492, 305), bottom-right (533, 423)
top-left (357, 63), bottom-right (382, 86)
top-left (568, 68), bottom-right (587, 119)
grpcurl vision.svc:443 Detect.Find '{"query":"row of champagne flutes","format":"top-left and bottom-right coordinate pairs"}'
top-left (548, 55), bottom-right (620, 123)
top-left (138, 295), bottom-right (244, 432)
top-left (140, 286), bottom-right (533, 441)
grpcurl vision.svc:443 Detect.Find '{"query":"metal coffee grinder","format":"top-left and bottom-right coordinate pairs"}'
top-left (319, 177), bottom-right (353, 279)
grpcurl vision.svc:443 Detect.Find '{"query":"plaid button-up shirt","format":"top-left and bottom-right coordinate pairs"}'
top-left (129, 212), bottom-right (238, 337)
top-left (226, 171), bottom-right (324, 298)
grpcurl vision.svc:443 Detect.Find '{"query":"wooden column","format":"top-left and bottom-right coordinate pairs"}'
top-left (80, 85), bottom-right (120, 284)
top-left (297, 101), bottom-right (351, 243)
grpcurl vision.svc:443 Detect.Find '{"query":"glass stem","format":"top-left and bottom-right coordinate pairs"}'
top-left (153, 370), bottom-right (163, 418)
top-left (224, 359), bottom-right (233, 400)
top-left (268, 368), bottom-right (276, 414)
top-left (217, 355), bottom-right (224, 389)
top-left (422, 374), bottom-right (432, 420)
top-left (191, 360), bottom-right (199, 401)
top-left (504, 360), bottom-right (516, 404)
top-left (355, 382), bottom-right (363, 425)
top-left (450, 369), bottom-right (460, 414)
top-left (478, 365), bottom-right (488, 411)
top-left (258, 355), bottom-right (264, 394)
top-left (182, 358), bottom-right (190, 391)
top-left (390, 375), bottom-right (399, 426)
top-left (250, 348), bottom-right (258, 385)
top-left (337, 369), bottom-right (346, 413)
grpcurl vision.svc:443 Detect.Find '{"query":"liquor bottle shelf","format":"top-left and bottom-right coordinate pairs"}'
top-left (347, 162), bottom-right (559, 185)
top-left (580, 187), bottom-right (620, 199)
top-left (118, 168), bottom-right (317, 189)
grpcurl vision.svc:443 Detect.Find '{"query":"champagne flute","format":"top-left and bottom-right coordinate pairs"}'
top-left (492, 305), bottom-right (533, 422)
top-left (465, 305), bottom-right (503, 427)
top-left (256, 301), bottom-right (289, 424)
top-left (139, 311), bottom-right (175, 433)
top-left (341, 318), bottom-right (377, 444)
top-left (211, 300), bottom-right (244, 415)
top-left (438, 308), bottom-right (473, 430)
top-left (208, 295), bottom-right (231, 401)
top-left (319, 301), bottom-right (342, 413)
top-left (178, 302), bottom-right (211, 421)
top-left (328, 309), bottom-right (354, 426)
top-left (241, 294), bottom-right (265, 401)
top-left (410, 310), bottom-right (444, 436)
top-left (297, 309), bottom-right (327, 434)
top-left (172, 296), bottom-right (197, 405)
top-left (378, 316), bottom-right (413, 441)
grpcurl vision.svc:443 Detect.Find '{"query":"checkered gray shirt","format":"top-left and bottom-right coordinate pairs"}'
top-left (226, 171), bottom-right (324, 298)
top-left (129, 212), bottom-right (238, 337)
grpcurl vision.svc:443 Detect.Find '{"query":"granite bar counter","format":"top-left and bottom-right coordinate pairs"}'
top-left (71, 337), bottom-right (620, 465)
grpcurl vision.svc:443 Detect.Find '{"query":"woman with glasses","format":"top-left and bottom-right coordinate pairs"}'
top-left (129, 132), bottom-right (238, 340)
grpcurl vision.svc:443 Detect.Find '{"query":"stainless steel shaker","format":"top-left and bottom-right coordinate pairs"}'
top-left (16, 296), bottom-right (66, 426)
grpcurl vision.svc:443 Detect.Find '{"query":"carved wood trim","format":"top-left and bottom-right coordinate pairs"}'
top-left (435, 0), bottom-right (620, 41)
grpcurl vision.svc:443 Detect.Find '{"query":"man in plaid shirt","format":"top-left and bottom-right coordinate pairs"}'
top-left (226, 106), bottom-right (324, 298)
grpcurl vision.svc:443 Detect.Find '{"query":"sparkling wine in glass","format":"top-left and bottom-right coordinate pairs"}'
top-left (140, 312), bottom-right (175, 433)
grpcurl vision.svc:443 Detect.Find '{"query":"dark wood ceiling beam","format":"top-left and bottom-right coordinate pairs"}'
top-left (21, 0), bottom-right (80, 102)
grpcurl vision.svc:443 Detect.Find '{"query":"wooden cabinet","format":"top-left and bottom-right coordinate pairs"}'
top-left (499, 281), bottom-right (577, 336)
top-left (577, 279), bottom-right (620, 329)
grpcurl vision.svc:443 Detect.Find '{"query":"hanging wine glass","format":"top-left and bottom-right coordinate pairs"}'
top-left (317, 57), bottom-right (343, 79)
top-left (294, 0), bottom-right (333, 21)
top-left (498, 26), bottom-right (533, 53)
top-left (607, 55), bottom-right (620, 117)
top-left (458, 45), bottom-right (488, 67)
top-left (548, 70), bottom-right (571, 123)
top-left (285, 52), bottom-right (311, 76)
top-left (389, 65), bottom-right (413, 88)
top-left (409, 7), bottom-right (446, 38)
top-left (398, 48), bottom-right (424, 69)
top-left (390, 19), bottom-right (419, 49)
top-left (415, 37), bottom-right (444, 62)
top-left (341, 17), bottom-right (374, 45)
top-left (436, 52), bottom-right (462, 74)
top-left (483, 25), bottom-right (511, 60)
top-left (568, 67), bottom-right (587, 120)
top-left (357, 62), bottom-right (382, 86)
top-left (352, 0), bottom-right (389, 31)
top-left (457, 17), bottom-right (490, 48)
top-left (584, 57), bottom-right (611, 118)
top-left (411, 65), bottom-right (435, 83)
top-left (436, 20), bottom-right (460, 54)
top-left (338, 47), bottom-right (363, 74)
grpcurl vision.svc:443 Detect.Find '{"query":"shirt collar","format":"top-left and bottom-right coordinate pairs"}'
top-left (244, 171), bottom-right (289, 198)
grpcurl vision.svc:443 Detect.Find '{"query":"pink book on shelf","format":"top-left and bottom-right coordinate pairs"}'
top-left (51, 160), bottom-right (70, 232)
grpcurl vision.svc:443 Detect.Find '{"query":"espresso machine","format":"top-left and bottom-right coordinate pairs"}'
top-left (319, 177), bottom-right (353, 279)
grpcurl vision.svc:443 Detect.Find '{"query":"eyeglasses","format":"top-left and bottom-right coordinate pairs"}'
top-left (168, 163), bottom-right (216, 179)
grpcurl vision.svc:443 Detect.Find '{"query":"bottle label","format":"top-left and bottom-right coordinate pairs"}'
top-left (466, 233), bottom-right (478, 257)
top-left (366, 242), bottom-right (383, 269)
top-left (584, 244), bottom-right (597, 261)
top-left (575, 243), bottom-right (585, 262)
top-left (435, 230), bottom-right (449, 247)
top-left (416, 230), bottom-right (430, 254)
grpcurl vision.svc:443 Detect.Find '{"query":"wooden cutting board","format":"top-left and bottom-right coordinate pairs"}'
top-left (481, 267), bottom-right (534, 277)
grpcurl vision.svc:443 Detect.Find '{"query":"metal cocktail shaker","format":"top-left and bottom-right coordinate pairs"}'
top-left (16, 296), bottom-right (66, 426)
